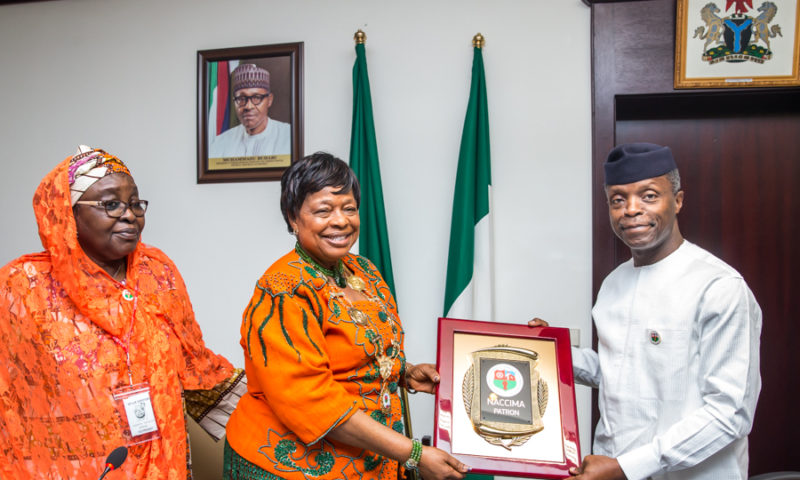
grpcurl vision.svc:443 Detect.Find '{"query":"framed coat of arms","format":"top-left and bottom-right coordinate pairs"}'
top-left (675, 0), bottom-right (800, 88)
top-left (434, 318), bottom-right (580, 479)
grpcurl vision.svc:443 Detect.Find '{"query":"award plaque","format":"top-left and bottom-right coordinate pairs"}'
top-left (435, 318), bottom-right (581, 478)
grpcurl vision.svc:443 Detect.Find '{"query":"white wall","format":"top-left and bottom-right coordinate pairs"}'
top-left (0, 0), bottom-right (594, 474)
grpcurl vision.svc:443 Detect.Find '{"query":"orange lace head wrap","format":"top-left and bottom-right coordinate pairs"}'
top-left (0, 147), bottom-right (233, 479)
top-left (34, 147), bottom-right (136, 338)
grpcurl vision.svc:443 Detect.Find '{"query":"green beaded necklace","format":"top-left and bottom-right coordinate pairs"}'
top-left (295, 242), bottom-right (347, 288)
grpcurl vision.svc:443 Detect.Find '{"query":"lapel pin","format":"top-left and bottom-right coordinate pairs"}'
top-left (648, 330), bottom-right (661, 345)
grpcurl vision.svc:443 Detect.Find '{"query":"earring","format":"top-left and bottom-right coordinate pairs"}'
top-left (292, 229), bottom-right (298, 236)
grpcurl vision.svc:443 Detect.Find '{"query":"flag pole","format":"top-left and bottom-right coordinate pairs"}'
top-left (350, 28), bottom-right (416, 480)
top-left (443, 31), bottom-right (494, 322)
top-left (451, 33), bottom-right (496, 480)
top-left (350, 27), bottom-right (398, 298)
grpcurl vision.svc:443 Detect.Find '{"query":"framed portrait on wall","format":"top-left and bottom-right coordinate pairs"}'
top-left (434, 318), bottom-right (581, 479)
top-left (197, 42), bottom-right (303, 183)
top-left (675, 0), bottom-right (800, 88)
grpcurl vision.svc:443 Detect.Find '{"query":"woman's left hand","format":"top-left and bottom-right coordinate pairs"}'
top-left (404, 363), bottom-right (440, 394)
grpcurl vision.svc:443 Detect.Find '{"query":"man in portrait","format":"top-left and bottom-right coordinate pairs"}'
top-left (209, 63), bottom-right (291, 158)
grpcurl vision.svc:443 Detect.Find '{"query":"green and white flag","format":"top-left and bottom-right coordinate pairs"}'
top-left (443, 39), bottom-right (493, 322)
top-left (350, 37), bottom-right (397, 298)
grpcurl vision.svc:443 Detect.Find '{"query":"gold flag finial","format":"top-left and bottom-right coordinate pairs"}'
top-left (472, 33), bottom-right (485, 49)
top-left (355, 29), bottom-right (366, 45)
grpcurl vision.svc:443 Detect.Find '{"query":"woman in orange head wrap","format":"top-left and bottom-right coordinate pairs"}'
top-left (0, 146), bottom-right (245, 479)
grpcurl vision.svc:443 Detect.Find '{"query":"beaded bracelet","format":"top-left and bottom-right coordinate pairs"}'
top-left (403, 438), bottom-right (423, 470)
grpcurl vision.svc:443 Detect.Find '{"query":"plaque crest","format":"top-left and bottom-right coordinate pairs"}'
top-left (693, 1), bottom-right (783, 64)
top-left (462, 345), bottom-right (548, 450)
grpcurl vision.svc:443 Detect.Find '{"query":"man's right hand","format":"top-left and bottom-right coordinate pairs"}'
top-left (528, 318), bottom-right (549, 328)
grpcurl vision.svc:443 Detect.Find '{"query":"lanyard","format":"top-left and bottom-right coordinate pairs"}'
top-left (107, 284), bottom-right (140, 386)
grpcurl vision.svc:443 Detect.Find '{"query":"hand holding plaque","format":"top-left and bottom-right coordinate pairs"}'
top-left (405, 362), bottom-right (441, 394)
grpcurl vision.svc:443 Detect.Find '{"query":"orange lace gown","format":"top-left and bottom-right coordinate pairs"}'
top-left (225, 250), bottom-right (407, 480)
top-left (0, 157), bottom-right (234, 479)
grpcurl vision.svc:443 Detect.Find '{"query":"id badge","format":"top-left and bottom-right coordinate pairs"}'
top-left (112, 382), bottom-right (161, 446)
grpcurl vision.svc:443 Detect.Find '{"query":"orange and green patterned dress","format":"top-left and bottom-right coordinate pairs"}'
top-left (225, 249), bottom-right (407, 480)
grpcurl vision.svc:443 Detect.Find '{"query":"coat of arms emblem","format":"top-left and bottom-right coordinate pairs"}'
top-left (694, 0), bottom-right (783, 64)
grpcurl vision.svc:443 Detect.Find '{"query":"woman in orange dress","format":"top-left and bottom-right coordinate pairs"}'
top-left (225, 152), bottom-right (470, 480)
top-left (0, 146), bottom-right (244, 479)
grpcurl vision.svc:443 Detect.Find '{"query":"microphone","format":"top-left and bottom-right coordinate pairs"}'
top-left (98, 446), bottom-right (128, 480)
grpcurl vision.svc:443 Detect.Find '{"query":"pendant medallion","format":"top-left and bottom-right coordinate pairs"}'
top-left (378, 355), bottom-right (394, 380)
top-left (346, 275), bottom-right (367, 292)
top-left (380, 384), bottom-right (392, 414)
top-left (348, 308), bottom-right (369, 326)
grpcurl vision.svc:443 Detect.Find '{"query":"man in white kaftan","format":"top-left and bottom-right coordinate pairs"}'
top-left (210, 119), bottom-right (291, 158)
top-left (577, 239), bottom-right (761, 480)
top-left (532, 143), bottom-right (761, 480)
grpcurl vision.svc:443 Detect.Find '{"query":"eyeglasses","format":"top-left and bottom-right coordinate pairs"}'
top-left (75, 200), bottom-right (149, 218)
top-left (233, 93), bottom-right (270, 107)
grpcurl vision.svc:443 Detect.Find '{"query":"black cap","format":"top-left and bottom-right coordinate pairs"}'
top-left (604, 143), bottom-right (677, 185)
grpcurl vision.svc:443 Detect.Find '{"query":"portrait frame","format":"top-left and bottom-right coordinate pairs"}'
top-left (435, 318), bottom-right (581, 479)
top-left (675, 0), bottom-right (800, 88)
top-left (197, 42), bottom-right (304, 183)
